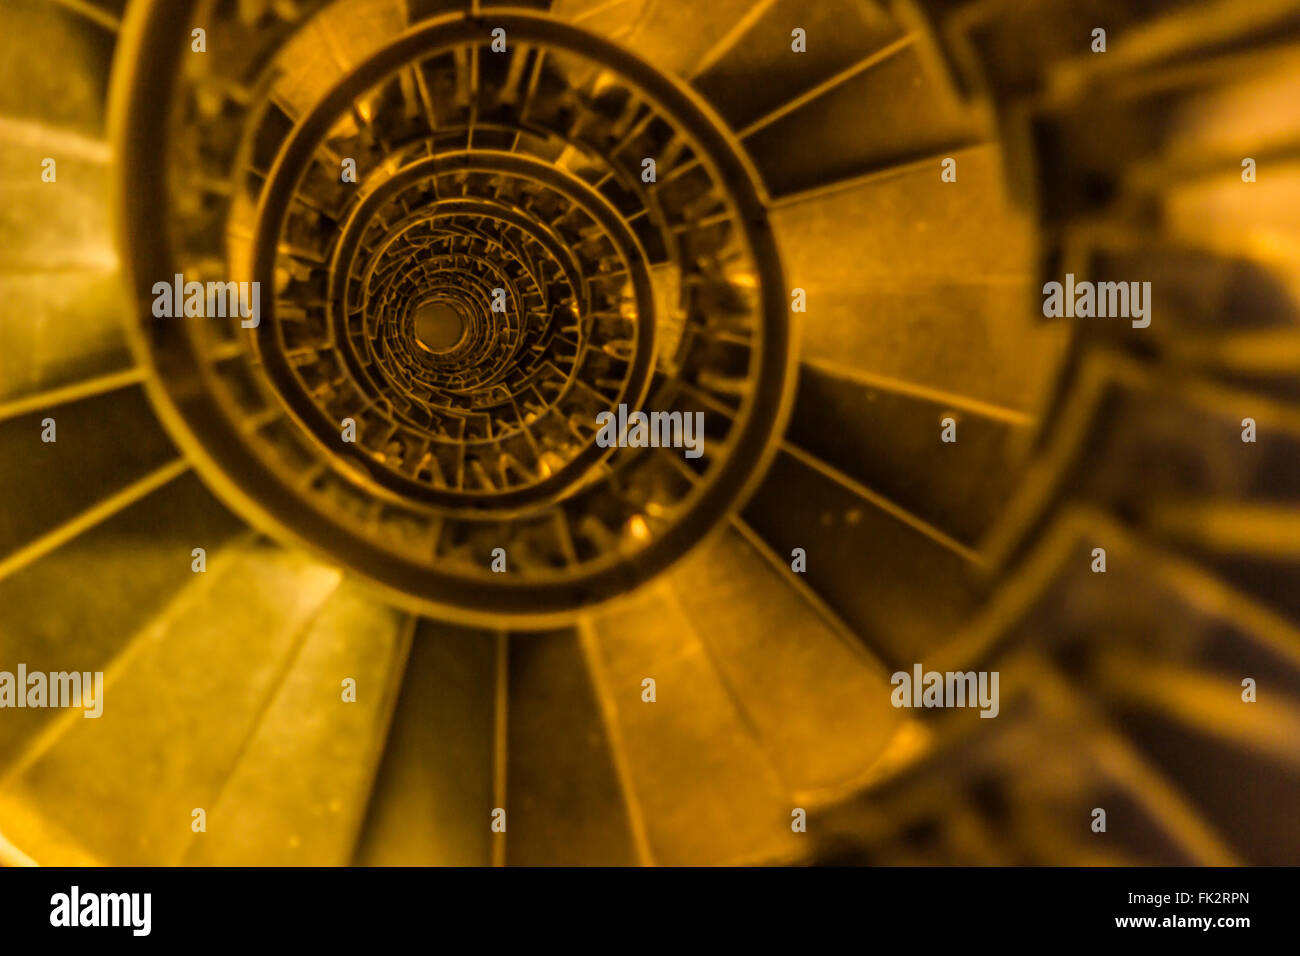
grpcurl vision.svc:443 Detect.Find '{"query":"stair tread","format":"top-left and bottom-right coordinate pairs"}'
top-left (771, 145), bottom-right (1067, 414)
top-left (0, 387), bottom-right (181, 565)
top-left (693, 0), bottom-right (902, 130)
top-left (184, 582), bottom-right (411, 866)
top-left (792, 364), bottom-right (1036, 545)
top-left (744, 40), bottom-right (980, 198)
top-left (665, 526), bottom-right (905, 796)
top-left (0, 542), bottom-right (342, 865)
top-left (0, 472), bottom-right (246, 771)
top-left (350, 619), bottom-right (497, 866)
top-left (743, 449), bottom-right (991, 664)
top-left (0, 1), bottom-right (116, 137)
top-left (505, 627), bottom-right (641, 865)
top-left (586, 590), bottom-right (803, 865)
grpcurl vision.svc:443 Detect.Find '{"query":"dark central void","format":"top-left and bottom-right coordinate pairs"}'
top-left (411, 300), bottom-right (466, 352)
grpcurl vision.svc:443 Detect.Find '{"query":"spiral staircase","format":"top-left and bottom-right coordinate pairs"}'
top-left (1, 0), bottom-right (1298, 866)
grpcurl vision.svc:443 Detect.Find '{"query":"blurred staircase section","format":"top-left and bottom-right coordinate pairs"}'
top-left (0, 0), bottom-right (1297, 865)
